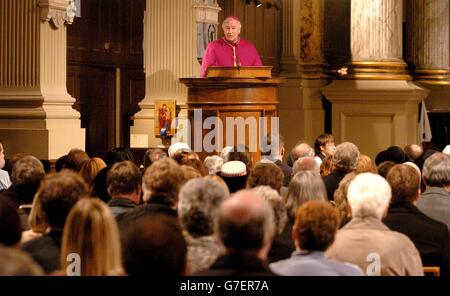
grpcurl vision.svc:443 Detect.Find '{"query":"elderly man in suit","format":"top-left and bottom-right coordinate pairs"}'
top-left (417, 152), bottom-right (450, 231)
top-left (193, 190), bottom-right (277, 276)
top-left (326, 173), bottom-right (423, 276)
top-left (384, 164), bottom-right (450, 276)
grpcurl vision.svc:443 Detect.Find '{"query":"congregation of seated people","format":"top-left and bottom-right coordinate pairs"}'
top-left (0, 136), bottom-right (449, 276)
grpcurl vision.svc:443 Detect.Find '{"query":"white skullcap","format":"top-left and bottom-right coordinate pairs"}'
top-left (168, 142), bottom-right (191, 158)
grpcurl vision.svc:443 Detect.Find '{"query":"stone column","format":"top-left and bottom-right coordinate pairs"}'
top-left (130, 0), bottom-right (201, 148)
top-left (406, 0), bottom-right (450, 112)
top-left (0, 0), bottom-right (85, 160)
top-left (279, 0), bottom-right (326, 151)
top-left (345, 0), bottom-right (410, 80)
top-left (407, 0), bottom-right (450, 85)
top-left (322, 0), bottom-right (428, 159)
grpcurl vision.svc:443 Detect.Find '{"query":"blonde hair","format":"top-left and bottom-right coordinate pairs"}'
top-left (355, 154), bottom-right (376, 174)
top-left (27, 192), bottom-right (47, 234)
top-left (79, 157), bottom-right (107, 195)
top-left (61, 198), bottom-right (122, 275)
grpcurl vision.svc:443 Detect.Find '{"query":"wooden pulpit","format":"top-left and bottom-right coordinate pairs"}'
top-left (179, 66), bottom-right (285, 164)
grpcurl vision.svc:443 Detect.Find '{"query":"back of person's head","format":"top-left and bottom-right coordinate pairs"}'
top-left (286, 171), bottom-right (327, 223)
top-left (404, 144), bottom-right (423, 161)
top-left (122, 213), bottom-right (187, 275)
top-left (227, 145), bottom-right (253, 174)
top-left (178, 178), bottom-right (229, 237)
top-left (143, 148), bottom-right (167, 170)
top-left (293, 200), bottom-right (339, 252)
top-left (55, 155), bottom-right (67, 172)
top-left (11, 155), bottom-right (45, 204)
top-left (355, 154), bottom-right (376, 174)
top-left (203, 155), bottom-right (224, 175)
top-left (61, 198), bottom-right (122, 275)
top-left (260, 134), bottom-right (284, 158)
top-left (386, 164), bottom-right (420, 204)
top-left (293, 157), bottom-right (320, 175)
top-left (180, 165), bottom-right (202, 181)
top-left (216, 190), bottom-right (275, 253)
top-left (79, 157), bottom-right (107, 192)
top-left (377, 161), bottom-right (396, 179)
top-left (64, 148), bottom-right (89, 172)
top-left (38, 170), bottom-right (88, 230)
top-left (332, 142), bottom-right (359, 172)
top-left (6, 153), bottom-right (25, 176)
top-left (105, 147), bottom-right (134, 167)
top-left (168, 142), bottom-right (191, 159)
top-left (422, 152), bottom-right (450, 188)
top-left (347, 173), bottom-right (391, 220)
top-left (291, 143), bottom-right (315, 162)
top-left (314, 134), bottom-right (335, 156)
top-left (107, 161), bottom-right (141, 197)
top-left (375, 146), bottom-right (406, 166)
top-left (251, 186), bottom-right (287, 235)
top-left (142, 158), bottom-right (185, 207)
top-left (247, 162), bottom-right (284, 192)
top-left (0, 247), bottom-right (43, 275)
top-left (333, 172), bottom-right (357, 225)
top-left (0, 199), bottom-right (21, 246)
top-left (220, 160), bottom-right (248, 193)
top-left (27, 192), bottom-right (47, 234)
top-left (183, 158), bottom-right (207, 176)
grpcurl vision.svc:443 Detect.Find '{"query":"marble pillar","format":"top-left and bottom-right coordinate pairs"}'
top-left (345, 0), bottom-right (410, 80)
top-left (406, 0), bottom-right (450, 85)
top-left (322, 0), bottom-right (428, 159)
top-left (130, 0), bottom-right (201, 148)
top-left (0, 0), bottom-right (85, 160)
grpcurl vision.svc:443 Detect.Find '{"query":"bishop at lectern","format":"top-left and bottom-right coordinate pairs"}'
top-left (200, 16), bottom-right (262, 78)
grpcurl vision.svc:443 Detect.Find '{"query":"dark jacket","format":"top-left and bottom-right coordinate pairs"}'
top-left (21, 229), bottom-right (63, 274)
top-left (274, 159), bottom-right (292, 187)
top-left (193, 252), bottom-right (277, 276)
top-left (323, 169), bottom-right (348, 201)
top-left (107, 197), bottom-right (138, 217)
top-left (383, 201), bottom-right (450, 276)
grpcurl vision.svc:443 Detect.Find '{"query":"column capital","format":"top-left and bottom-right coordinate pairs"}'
top-left (38, 0), bottom-right (76, 28)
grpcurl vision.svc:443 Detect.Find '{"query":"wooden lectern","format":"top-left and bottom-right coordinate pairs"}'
top-left (179, 66), bottom-right (285, 164)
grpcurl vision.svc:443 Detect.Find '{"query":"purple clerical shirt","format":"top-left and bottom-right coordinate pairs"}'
top-left (200, 37), bottom-right (263, 77)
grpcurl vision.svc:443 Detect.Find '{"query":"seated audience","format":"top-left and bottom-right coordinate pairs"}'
top-left (122, 213), bottom-right (187, 275)
top-left (106, 161), bottom-right (141, 217)
top-left (292, 157), bottom-right (320, 175)
top-left (79, 157), bottom-right (106, 196)
top-left (64, 148), bottom-right (90, 172)
top-left (271, 200), bottom-right (362, 276)
top-left (60, 198), bottom-right (123, 275)
top-left (0, 155), bottom-right (45, 230)
top-left (323, 142), bottom-right (359, 201)
top-left (326, 173), bottom-right (423, 276)
top-left (333, 172), bottom-right (357, 228)
top-left (252, 186), bottom-right (293, 263)
top-left (355, 154), bottom-right (376, 174)
top-left (417, 153), bottom-right (450, 230)
top-left (404, 144), bottom-right (423, 162)
top-left (260, 134), bottom-right (292, 186)
top-left (203, 155), bottom-right (223, 176)
top-left (227, 145), bottom-right (253, 175)
top-left (247, 162), bottom-right (284, 193)
top-left (0, 199), bottom-right (22, 247)
top-left (178, 178), bottom-right (229, 274)
top-left (314, 134), bottom-right (336, 165)
top-left (320, 154), bottom-right (334, 177)
top-left (375, 146), bottom-right (406, 166)
top-left (377, 160), bottom-right (396, 179)
top-left (0, 247), bottom-right (43, 275)
top-left (21, 192), bottom-right (47, 244)
top-left (143, 148), bottom-right (167, 171)
top-left (0, 140), bottom-right (12, 190)
top-left (290, 142), bottom-right (315, 165)
top-left (384, 164), bottom-right (450, 276)
top-left (193, 190), bottom-right (277, 276)
top-left (286, 171), bottom-right (327, 224)
top-left (220, 161), bottom-right (248, 194)
top-left (21, 171), bottom-right (88, 274)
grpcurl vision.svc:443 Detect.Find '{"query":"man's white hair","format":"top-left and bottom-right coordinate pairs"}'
top-left (347, 173), bottom-right (391, 220)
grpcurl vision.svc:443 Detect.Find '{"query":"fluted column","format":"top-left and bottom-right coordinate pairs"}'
top-left (407, 0), bottom-right (450, 85)
top-left (344, 0), bottom-right (410, 80)
top-left (280, 0), bottom-right (301, 77)
top-left (131, 0), bottom-right (200, 147)
top-left (0, 0), bottom-right (84, 159)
